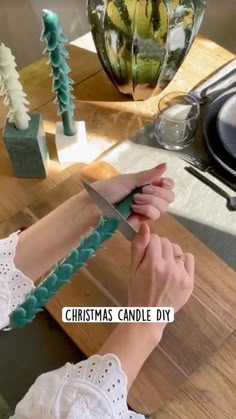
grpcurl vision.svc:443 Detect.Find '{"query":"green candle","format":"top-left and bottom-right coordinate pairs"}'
top-left (41, 9), bottom-right (76, 136)
top-left (9, 217), bottom-right (119, 328)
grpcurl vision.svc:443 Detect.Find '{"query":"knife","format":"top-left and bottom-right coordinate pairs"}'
top-left (82, 180), bottom-right (145, 241)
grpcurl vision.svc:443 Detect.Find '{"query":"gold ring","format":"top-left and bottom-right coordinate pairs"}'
top-left (175, 255), bottom-right (185, 261)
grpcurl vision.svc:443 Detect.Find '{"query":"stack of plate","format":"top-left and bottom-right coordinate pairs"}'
top-left (204, 88), bottom-right (236, 179)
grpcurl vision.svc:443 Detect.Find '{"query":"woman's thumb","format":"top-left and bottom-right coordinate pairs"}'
top-left (131, 223), bottom-right (150, 272)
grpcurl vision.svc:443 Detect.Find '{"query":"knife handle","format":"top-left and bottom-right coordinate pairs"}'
top-left (114, 186), bottom-right (146, 219)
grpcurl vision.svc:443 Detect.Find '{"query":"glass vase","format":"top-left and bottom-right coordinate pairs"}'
top-left (87, 0), bottom-right (207, 100)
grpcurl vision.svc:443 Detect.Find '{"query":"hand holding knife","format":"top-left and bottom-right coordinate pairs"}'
top-left (82, 180), bottom-right (148, 241)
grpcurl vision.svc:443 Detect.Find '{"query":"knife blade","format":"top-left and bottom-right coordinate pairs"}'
top-left (82, 180), bottom-right (141, 241)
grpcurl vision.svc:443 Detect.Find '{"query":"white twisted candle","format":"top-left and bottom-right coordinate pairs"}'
top-left (0, 43), bottom-right (31, 130)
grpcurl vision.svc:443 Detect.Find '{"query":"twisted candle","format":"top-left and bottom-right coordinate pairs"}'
top-left (9, 216), bottom-right (119, 328)
top-left (41, 9), bottom-right (76, 136)
top-left (0, 43), bottom-right (31, 130)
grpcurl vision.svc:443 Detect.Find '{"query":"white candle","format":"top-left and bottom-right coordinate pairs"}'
top-left (0, 43), bottom-right (31, 130)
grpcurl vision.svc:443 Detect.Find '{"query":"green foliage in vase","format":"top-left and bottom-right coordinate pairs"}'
top-left (9, 216), bottom-right (119, 328)
top-left (104, 0), bottom-right (167, 91)
top-left (41, 9), bottom-right (76, 136)
top-left (151, 0), bottom-right (161, 32)
top-left (113, 0), bottom-right (131, 29)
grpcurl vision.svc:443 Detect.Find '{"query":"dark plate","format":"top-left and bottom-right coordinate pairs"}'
top-left (217, 94), bottom-right (236, 161)
top-left (203, 88), bottom-right (236, 179)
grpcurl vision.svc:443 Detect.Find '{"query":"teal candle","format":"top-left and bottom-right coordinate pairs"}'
top-left (41, 9), bottom-right (76, 136)
top-left (9, 217), bottom-right (119, 328)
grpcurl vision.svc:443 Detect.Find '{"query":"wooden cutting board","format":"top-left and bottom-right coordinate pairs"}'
top-left (0, 163), bottom-right (235, 415)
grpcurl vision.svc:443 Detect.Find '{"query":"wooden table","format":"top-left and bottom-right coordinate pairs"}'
top-left (0, 33), bottom-right (235, 418)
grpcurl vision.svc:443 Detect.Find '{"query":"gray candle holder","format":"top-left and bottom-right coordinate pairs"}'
top-left (3, 112), bottom-right (49, 178)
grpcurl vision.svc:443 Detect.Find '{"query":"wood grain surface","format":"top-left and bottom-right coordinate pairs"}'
top-left (156, 333), bottom-right (236, 419)
top-left (0, 172), bottom-right (235, 415)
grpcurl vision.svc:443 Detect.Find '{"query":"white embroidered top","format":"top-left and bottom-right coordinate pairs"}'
top-left (0, 234), bottom-right (145, 419)
top-left (0, 232), bottom-right (35, 330)
top-left (11, 354), bottom-right (145, 419)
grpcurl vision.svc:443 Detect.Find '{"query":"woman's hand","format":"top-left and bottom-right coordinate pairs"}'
top-left (92, 163), bottom-right (175, 226)
top-left (129, 223), bottom-right (195, 342)
top-left (100, 224), bottom-right (194, 389)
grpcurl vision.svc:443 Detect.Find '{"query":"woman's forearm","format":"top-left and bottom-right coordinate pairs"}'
top-left (99, 323), bottom-right (163, 391)
top-left (14, 191), bottom-right (101, 281)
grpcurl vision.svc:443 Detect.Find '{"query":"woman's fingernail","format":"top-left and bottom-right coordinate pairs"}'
top-left (134, 194), bottom-right (143, 203)
top-left (161, 179), bottom-right (173, 189)
top-left (139, 223), bottom-right (146, 235)
top-left (156, 162), bottom-right (167, 170)
top-left (131, 204), bottom-right (140, 211)
top-left (142, 185), bottom-right (154, 194)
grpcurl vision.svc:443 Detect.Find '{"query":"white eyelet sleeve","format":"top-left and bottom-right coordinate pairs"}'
top-left (0, 232), bottom-right (35, 330)
top-left (11, 354), bottom-right (145, 419)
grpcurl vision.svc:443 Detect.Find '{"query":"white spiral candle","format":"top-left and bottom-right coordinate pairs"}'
top-left (0, 43), bottom-right (31, 130)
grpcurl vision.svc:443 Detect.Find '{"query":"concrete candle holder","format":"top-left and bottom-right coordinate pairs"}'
top-left (3, 112), bottom-right (49, 178)
top-left (55, 120), bottom-right (87, 163)
top-left (0, 43), bottom-right (49, 178)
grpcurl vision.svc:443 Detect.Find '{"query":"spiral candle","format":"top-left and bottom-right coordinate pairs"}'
top-left (0, 43), bottom-right (31, 130)
top-left (41, 9), bottom-right (76, 137)
top-left (9, 216), bottom-right (119, 328)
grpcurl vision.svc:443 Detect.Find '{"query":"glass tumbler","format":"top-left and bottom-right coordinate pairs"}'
top-left (154, 92), bottom-right (200, 150)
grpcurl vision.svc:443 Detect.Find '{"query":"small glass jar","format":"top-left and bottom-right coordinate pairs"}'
top-left (154, 92), bottom-right (200, 150)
